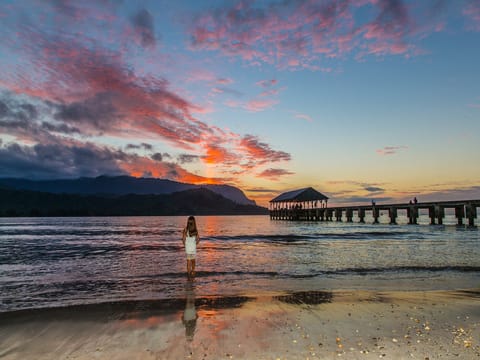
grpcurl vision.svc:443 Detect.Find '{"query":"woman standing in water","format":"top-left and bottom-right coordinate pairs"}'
top-left (182, 216), bottom-right (200, 278)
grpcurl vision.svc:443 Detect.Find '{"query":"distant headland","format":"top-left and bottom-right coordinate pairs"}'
top-left (0, 176), bottom-right (268, 217)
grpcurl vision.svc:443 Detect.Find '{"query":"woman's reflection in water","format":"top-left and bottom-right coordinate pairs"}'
top-left (183, 279), bottom-right (198, 343)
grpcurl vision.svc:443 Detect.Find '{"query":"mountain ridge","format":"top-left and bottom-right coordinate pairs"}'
top-left (0, 175), bottom-right (256, 206)
top-left (0, 187), bottom-right (268, 217)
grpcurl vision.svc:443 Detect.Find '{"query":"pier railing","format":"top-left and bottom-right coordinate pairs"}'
top-left (269, 199), bottom-right (480, 226)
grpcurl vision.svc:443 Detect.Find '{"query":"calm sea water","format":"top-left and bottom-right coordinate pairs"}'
top-left (0, 215), bottom-right (479, 312)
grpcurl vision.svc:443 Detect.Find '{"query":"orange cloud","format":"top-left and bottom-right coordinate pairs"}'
top-left (119, 155), bottom-right (221, 184)
top-left (239, 135), bottom-right (291, 164)
top-left (201, 143), bottom-right (239, 165)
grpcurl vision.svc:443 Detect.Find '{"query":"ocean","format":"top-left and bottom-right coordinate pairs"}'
top-left (1, 215), bottom-right (479, 313)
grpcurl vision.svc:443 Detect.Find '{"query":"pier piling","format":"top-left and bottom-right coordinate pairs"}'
top-left (358, 208), bottom-right (365, 223)
top-left (389, 207), bottom-right (397, 225)
top-left (346, 209), bottom-right (353, 222)
top-left (466, 204), bottom-right (477, 227)
top-left (335, 209), bottom-right (342, 222)
top-left (455, 206), bottom-right (464, 226)
top-left (435, 205), bottom-right (444, 225)
top-left (428, 206), bottom-right (435, 225)
top-left (373, 207), bottom-right (380, 224)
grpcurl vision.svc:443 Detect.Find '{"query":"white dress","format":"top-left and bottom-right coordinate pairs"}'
top-left (185, 231), bottom-right (197, 258)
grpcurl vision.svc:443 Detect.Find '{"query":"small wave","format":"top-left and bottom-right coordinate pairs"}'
top-left (198, 270), bottom-right (278, 277)
top-left (77, 271), bottom-right (270, 281)
top-left (209, 234), bottom-right (312, 242)
top-left (284, 266), bottom-right (480, 278)
top-left (207, 231), bottom-right (416, 243)
top-left (0, 229), bottom-right (151, 237)
top-left (333, 265), bottom-right (480, 274)
top-left (0, 244), bottom-right (184, 264)
top-left (36, 266), bottom-right (479, 284)
top-left (321, 231), bottom-right (416, 239)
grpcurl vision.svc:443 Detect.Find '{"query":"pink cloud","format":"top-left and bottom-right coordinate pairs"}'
top-left (211, 86), bottom-right (243, 97)
top-left (184, 69), bottom-right (217, 83)
top-left (191, 101), bottom-right (214, 114)
top-left (243, 81), bottom-right (284, 112)
top-left (376, 145), bottom-right (408, 156)
top-left (259, 87), bottom-right (284, 97)
top-left (468, 96), bottom-right (480, 109)
top-left (256, 79), bottom-right (277, 88)
top-left (244, 98), bottom-right (278, 112)
top-left (185, 70), bottom-right (234, 86)
top-left (257, 168), bottom-right (294, 180)
top-left (188, 0), bottom-right (448, 69)
top-left (463, 1), bottom-right (480, 31)
top-left (224, 99), bottom-right (242, 108)
top-left (2, 30), bottom-right (214, 149)
top-left (294, 113), bottom-right (313, 122)
top-left (217, 77), bottom-right (234, 85)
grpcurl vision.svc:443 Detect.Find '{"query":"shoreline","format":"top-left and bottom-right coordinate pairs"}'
top-left (1, 288), bottom-right (479, 359)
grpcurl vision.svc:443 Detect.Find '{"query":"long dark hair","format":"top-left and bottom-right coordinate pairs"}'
top-left (186, 216), bottom-right (198, 236)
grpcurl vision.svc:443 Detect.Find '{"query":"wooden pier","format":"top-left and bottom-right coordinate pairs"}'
top-left (269, 199), bottom-right (480, 226)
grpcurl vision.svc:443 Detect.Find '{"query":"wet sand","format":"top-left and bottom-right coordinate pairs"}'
top-left (1, 289), bottom-right (479, 359)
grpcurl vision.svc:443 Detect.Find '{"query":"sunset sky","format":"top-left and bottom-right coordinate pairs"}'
top-left (1, 0), bottom-right (479, 206)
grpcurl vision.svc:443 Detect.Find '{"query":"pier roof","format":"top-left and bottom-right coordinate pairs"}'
top-left (270, 187), bottom-right (329, 203)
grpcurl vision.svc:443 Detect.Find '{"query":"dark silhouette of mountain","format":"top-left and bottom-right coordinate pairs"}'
top-left (0, 187), bottom-right (268, 217)
top-left (0, 176), bottom-right (256, 205)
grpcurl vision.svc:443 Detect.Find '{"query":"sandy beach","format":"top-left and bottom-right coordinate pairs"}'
top-left (1, 288), bottom-right (479, 360)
